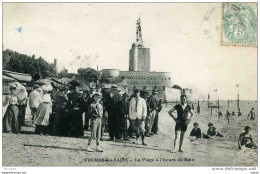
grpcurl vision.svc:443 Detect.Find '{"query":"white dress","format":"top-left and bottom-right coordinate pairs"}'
top-left (34, 94), bottom-right (52, 126)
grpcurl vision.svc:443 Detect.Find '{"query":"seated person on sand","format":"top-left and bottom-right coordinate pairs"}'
top-left (203, 123), bottom-right (223, 139)
top-left (238, 126), bottom-right (257, 150)
top-left (189, 122), bottom-right (201, 140)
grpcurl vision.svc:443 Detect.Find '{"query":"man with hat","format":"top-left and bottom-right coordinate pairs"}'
top-left (147, 89), bottom-right (158, 136)
top-left (67, 85), bottom-right (85, 137)
top-left (84, 86), bottom-right (96, 130)
top-left (53, 86), bottom-right (69, 136)
top-left (152, 98), bottom-right (163, 134)
top-left (104, 85), bottom-right (122, 141)
top-left (129, 89), bottom-right (147, 145)
top-left (29, 84), bottom-right (43, 123)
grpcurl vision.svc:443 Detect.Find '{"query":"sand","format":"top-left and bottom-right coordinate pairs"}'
top-left (2, 100), bottom-right (257, 166)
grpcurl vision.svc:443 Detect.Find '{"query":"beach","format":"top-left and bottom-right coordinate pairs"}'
top-left (2, 100), bottom-right (257, 166)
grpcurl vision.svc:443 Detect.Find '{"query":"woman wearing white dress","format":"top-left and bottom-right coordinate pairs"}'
top-left (34, 85), bottom-right (52, 135)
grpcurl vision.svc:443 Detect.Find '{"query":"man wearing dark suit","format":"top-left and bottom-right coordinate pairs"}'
top-left (104, 85), bottom-right (122, 141)
top-left (147, 89), bottom-right (158, 136)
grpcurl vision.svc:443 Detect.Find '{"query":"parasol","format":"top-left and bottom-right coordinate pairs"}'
top-left (68, 80), bottom-right (89, 91)
top-left (9, 82), bottom-right (28, 103)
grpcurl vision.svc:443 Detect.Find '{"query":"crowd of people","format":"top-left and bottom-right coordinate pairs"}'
top-left (2, 82), bottom-right (257, 153)
top-left (2, 83), bottom-right (163, 152)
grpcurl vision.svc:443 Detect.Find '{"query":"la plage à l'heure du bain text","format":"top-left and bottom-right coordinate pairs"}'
top-left (84, 157), bottom-right (194, 163)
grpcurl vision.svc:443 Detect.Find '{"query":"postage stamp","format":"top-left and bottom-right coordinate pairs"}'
top-left (221, 3), bottom-right (257, 47)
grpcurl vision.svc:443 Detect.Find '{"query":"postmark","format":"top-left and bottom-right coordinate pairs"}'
top-left (221, 3), bottom-right (257, 47)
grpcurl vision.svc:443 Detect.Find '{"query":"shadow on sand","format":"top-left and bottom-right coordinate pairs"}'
top-left (23, 144), bottom-right (88, 152)
top-left (111, 143), bottom-right (170, 152)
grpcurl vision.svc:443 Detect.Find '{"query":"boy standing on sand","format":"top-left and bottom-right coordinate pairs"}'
top-left (168, 94), bottom-right (193, 152)
top-left (86, 92), bottom-right (104, 152)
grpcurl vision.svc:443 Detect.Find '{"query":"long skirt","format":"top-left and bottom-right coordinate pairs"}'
top-left (68, 109), bottom-right (84, 137)
top-left (34, 103), bottom-right (51, 126)
top-left (54, 109), bottom-right (69, 136)
top-left (3, 105), bottom-right (19, 133)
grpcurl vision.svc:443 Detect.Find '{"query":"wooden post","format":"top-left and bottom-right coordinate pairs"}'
top-left (218, 96), bottom-right (220, 113)
top-left (228, 100), bottom-right (229, 109)
top-left (237, 86), bottom-right (240, 110)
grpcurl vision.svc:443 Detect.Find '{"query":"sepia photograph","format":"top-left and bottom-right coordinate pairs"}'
top-left (1, 2), bottom-right (258, 169)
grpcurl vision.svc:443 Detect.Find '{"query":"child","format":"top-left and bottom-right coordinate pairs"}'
top-left (86, 92), bottom-right (104, 152)
top-left (189, 122), bottom-right (202, 139)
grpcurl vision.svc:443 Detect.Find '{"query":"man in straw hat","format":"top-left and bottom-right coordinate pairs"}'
top-left (129, 89), bottom-right (147, 146)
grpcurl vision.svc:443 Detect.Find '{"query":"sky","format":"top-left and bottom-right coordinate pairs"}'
top-left (3, 3), bottom-right (257, 100)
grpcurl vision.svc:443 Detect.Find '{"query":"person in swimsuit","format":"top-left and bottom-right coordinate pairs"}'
top-left (247, 108), bottom-right (256, 120)
top-left (168, 94), bottom-right (193, 153)
top-left (203, 123), bottom-right (223, 139)
top-left (238, 108), bottom-right (242, 116)
top-left (238, 126), bottom-right (257, 149)
top-left (189, 122), bottom-right (201, 139)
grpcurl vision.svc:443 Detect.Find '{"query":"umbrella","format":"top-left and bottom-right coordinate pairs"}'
top-left (68, 80), bottom-right (90, 91)
top-left (9, 82), bottom-right (28, 102)
top-left (172, 85), bottom-right (182, 90)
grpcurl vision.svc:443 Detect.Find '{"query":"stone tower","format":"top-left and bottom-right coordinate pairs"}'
top-left (129, 17), bottom-right (150, 72)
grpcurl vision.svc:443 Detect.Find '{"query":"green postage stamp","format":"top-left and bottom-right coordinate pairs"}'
top-left (221, 3), bottom-right (257, 47)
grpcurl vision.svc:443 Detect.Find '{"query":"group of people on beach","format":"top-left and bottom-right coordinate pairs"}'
top-left (2, 82), bottom-right (257, 153)
top-left (168, 94), bottom-right (257, 153)
top-left (2, 83), bottom-right (163, 152)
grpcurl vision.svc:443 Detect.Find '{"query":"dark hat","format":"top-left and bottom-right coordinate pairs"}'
top-left (244, 126), bottom-right (251, 131)
top-left (208, 123), bottom-right (213, 127)
top-left (50, 82), bottom-right (58, 89)
top-left (141, 90), bottom-right (149, 95)
top-left (94, 92), bottom-right (103, 98)
top-left (9, 84), bottom-right (16, 90)
top-left (180, 94), bottom-right (187, 98)
top-left (33, 84), bottom-right (40, 89)
top-left (193, 122), bottom-right (199, 126)
top-left (58, 86), bottom-right (67, 91)
top-left (133, 89), bottom-right (140, 93)
top-left (111, 85), bottom-right (118, 90)
top-left (122, 93), bottom-right (129, 98)
top-left (152, 89), bottom-right (158, 94)
top-left (90, 86), bottom-right (95, 90)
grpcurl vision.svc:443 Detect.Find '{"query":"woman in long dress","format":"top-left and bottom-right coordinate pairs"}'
top-left (34, 86), bottom-right (52, 135)
top-left (3, 85), bottom-right (20, 133)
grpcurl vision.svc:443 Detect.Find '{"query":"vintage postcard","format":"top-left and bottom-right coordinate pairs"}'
top-left (1, 2), bottom-right (258, 169)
